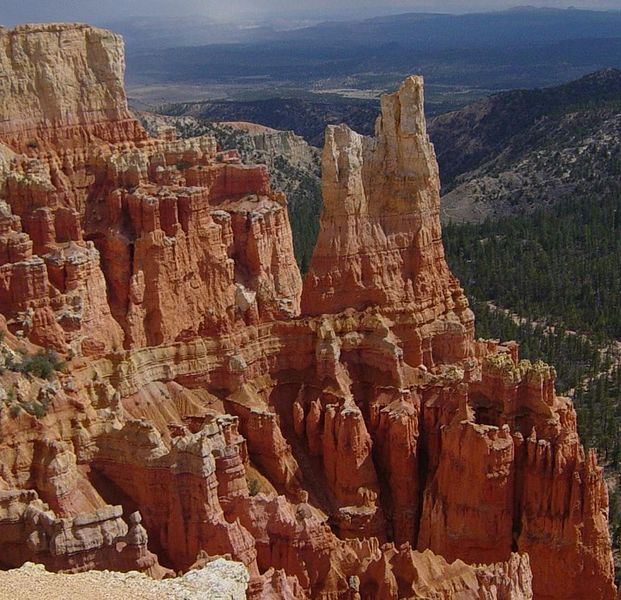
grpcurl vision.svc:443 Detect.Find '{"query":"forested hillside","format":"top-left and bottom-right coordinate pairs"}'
top-left (444, 180), bottom-right (621, 340)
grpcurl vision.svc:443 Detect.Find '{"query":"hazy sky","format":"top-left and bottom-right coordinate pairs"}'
top-left (2, 0), bottom-right (621, 25)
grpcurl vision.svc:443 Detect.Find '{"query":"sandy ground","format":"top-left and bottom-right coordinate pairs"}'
top-left (0, 560), bottom-right (248, 600)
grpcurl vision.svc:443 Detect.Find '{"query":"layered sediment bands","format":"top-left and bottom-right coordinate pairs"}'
top-left (0, 200), bottom-right (124, 355)
top-left (68, 312), bottom-right (615, 597)
top-left (94, 418), bottom-right (259, 573)
top-left (418, 418), bottom-right (516, 564)
top-left (0, 23), bottom-right (615, 600)
top-left (0, 24), bottom-right (146, 152)
top-left (0, 489), bottom-right (165, 577)
top-left (90, 152), bottom-right (301, 346)
top-left (302, 76), bottom-right (469, 332)
top-left (0, 24), bottom-right (300, 353)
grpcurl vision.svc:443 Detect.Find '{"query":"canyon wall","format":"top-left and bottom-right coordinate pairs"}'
top-left (0, 23), bottom-right (146, 152)
top-left (0, 24), bottom-right (615, 600)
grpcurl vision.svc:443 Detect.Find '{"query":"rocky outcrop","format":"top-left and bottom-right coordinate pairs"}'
top-left (94, 416), bottom-right (259, 573)
top-left (135, 112), bottom-right (323, 276)
top-left (89, 140), bottom-right (301, 346)
top-left (0, 24), bottom-right (146, 152)
top-left (0, 489), bottom-right (165, 576)
top-left (302, 76), bottom-right (469, 330)
top-left (0, 24), bottom-right (615, 600)
top-left (0, 200), bottom-right (124, 355)
top-left (221, 122), bottom-right (319, 171)
top-left (0, 25), bottom-right (301, 353)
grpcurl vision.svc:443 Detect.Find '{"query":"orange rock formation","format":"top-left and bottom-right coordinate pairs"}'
top-left (0, 23), bottom-right (615, 600)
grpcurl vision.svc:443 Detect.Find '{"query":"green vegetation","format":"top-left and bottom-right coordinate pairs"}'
top-left (6, 397), bottom-right (50, 419)
top-left (576, 363), bottom-right (621, 549)
top-left (272, 156), bottom-right (321, 273)
top-left (1, 384), bottom-right (50, 420)
top-left (0, 346), bottom-right (61, 420)
top-left (444, 181), bottom-right (621, 341)
top-left (2, 348), bottom-right (66, 380)
top-left (248, 477), bottom-right (260, 496)
top-left (577, 364), bottom-right (621, 466)
top-left (14, 350), bottom-right (65, 380)
top-left (15, 399), bottom-right (49, 418)
top-left (472, 300), bottom-right (610, 394)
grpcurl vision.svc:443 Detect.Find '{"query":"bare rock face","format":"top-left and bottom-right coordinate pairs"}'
top-left (0, 24), bottom-right (301, 354)
top-left (302, 76), bottom-right (468, 330)
top-left (94, 416), bottom-right (259, 573)
top-left (89, 142), bottom-right (300, 346)
top-left (0, 24), bottom-right (146, 152)
top-left (0, 24), bottom-right (615, 600)
top-left (0, 490), bottom-right (166, 577)
top-left (0, 200), bottom-right (124, 355)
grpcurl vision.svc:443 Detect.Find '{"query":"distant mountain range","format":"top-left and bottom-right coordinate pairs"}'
top-left (118, 8), bottom-right (621, 53)
top-left (265, 7), bottom-right (621, 49)
top-left (125, 8), bottom-right (621, 101)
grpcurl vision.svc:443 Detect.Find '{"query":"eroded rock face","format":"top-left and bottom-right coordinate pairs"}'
top-left (0, 489), bottom-right (166, 577)
top-left (0, 24), bottom-right (301, 355)
top-left (0, 25), bottom-right (615, 600)
top-left (0, 24), bottom-right (146, 152)
top-left (302, 77), bottom-right (469, 330)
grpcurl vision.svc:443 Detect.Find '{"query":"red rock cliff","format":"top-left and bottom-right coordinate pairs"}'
top-left (0, 23), bottom-right (302, 355)
top-left (0, 25), bottom-right (614, 600)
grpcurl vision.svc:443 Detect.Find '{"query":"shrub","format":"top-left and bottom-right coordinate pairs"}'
top-left (248, 478), bottom-right (260, 496)
top-left (7, 399), bottom-right (48, 419)
top-left (24, 401), bottom-right (48, 418)
top-left (17, 350), bottom-right (65, 380)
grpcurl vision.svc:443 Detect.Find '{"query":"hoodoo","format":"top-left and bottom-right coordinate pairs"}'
top-left (0, 24), bottom-right (615, 600)
top-left (302, 76), bottom-right (467, 326)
